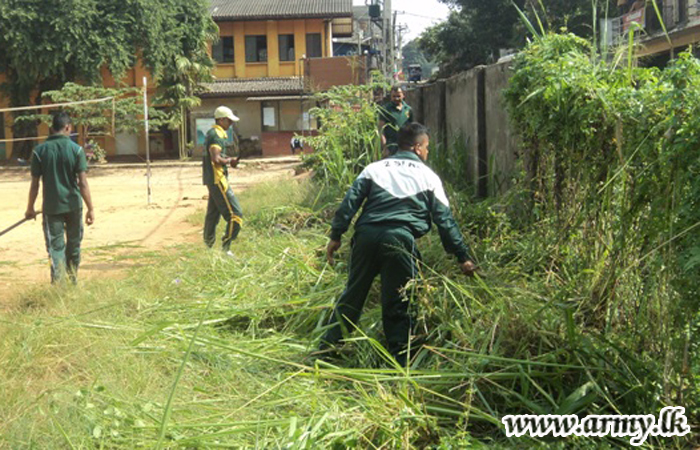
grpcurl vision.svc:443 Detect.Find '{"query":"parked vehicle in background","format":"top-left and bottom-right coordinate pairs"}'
top-left (408, 64), bottom-right (422, 83)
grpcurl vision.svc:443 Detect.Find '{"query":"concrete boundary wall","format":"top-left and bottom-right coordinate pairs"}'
top-left (445, 68), bottom-right (482, 193)
top-left (422, 80), bottom-right (447, 151)
top-left (484, 62), bottom-right (519, 194)
top-left (405, 59), bottom-right (519, 196)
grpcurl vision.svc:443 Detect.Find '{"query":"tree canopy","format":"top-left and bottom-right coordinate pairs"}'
top-left (419, 0), bottom-right (615, 76)
top-left (0, 0), bottom-right (216, 156)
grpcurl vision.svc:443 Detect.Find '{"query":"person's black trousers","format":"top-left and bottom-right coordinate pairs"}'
top-left (322, 224), bottom-right (419, 364)
top-left (203, 181), bottom-right (243, 251)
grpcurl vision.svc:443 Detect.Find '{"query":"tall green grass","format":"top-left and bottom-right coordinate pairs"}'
top-left (503, 31), bottom-right (699, 416)
top-left (300, 74), bottom-right (388, 189)
top-left (2, 178), bottom-right (695, 447)
top-left (286, 30), bottom-right (697, 449)
top-left (2, 36), bottom-right (698, 449)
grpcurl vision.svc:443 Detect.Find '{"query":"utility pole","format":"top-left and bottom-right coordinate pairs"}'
top-left (368, 0), bottom-right (393, 81)
top-left (391, 11), bottom-right (398, 80)
top-left (384, 0), bottom-right (394, 81)
top-left (396, 23), bottom-right (408, 80)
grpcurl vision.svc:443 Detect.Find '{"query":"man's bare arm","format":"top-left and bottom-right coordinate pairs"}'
top-left (77, 171), bottom-right (95, 225)
top-left (25, 176), bottom-right (40, 219)
top-left (209, 146), bottom-right (233, 165)
top-left (378, 119), bottom-right (387, 146)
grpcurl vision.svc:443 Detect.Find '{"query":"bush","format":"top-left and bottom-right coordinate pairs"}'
top-left (301, 73), bottom-right (389, 189)
top-left (500, 32), bottom-right (699, 424)
top-left (84, 139), bottom-right (107, 163)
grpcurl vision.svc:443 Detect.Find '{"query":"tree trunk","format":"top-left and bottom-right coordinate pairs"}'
top-left (10, 112), bottom-right (38, 161)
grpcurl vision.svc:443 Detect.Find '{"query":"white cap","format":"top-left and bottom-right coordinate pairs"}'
top-left (214, 106), bottom-right (239, 122)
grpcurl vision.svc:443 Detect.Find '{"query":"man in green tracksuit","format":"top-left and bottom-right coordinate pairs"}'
top-left (25, 111), bottom-right (95, 283)
top-left (202, 106), bottom-right (243, 256)
top-left (378, 86), bottom-right (414, 157)
top-left (322, 123), bottom-right (476, 365)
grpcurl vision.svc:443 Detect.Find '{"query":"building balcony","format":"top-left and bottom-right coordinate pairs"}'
top-left (603, 0), bottom-right (700, 54)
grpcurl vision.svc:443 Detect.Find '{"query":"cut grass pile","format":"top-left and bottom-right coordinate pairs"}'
top-left (1, 179), bottom-right (446, 448)
top-left (1, 177), bottom-right (696, 448)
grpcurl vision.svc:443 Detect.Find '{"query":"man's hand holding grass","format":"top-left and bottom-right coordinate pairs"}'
top-left (326, 239), bottom-right (341, 265)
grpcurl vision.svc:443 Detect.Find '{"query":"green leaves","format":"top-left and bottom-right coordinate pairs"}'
top-left (503, 33), bottom-right (700, 422)
top-left (420, 0), bottom-right (615, 76)
top-left (0, 0), bottom-right (214, 119)
top-left (302, 73), bottom-right (388, 189)
top-left (19, 82), bottom-right (160, 135)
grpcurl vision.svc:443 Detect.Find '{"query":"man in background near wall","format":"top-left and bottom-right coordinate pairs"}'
top-left (25, 111), bottom-right (95, 284)
top-left (202, 106), bottom-right (243, 257)
top-left (378, 86), bottom-right (414, 158)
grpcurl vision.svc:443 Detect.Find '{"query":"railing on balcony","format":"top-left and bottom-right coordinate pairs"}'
top-left (604, 0), bottom-right (700, 46)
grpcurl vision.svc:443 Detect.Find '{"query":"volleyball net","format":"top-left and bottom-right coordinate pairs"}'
top-left (0, 96), bottom-right (117, 148)
top-left (1, 79), bottom-right (155, 204)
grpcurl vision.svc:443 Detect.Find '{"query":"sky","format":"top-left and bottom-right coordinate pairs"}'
top-left (352, 0), bottom-right (453, 44)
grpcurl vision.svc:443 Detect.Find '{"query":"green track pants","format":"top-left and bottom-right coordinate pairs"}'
top-left (42, 209), bottom-right (83, 283)
top-left (322, 224), bottom-right (420, 363)
top-left (204, 181), bottom-right (243, 251)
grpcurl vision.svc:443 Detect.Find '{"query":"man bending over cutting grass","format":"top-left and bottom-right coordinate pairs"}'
top-left (320, 122), bottom-right (476, 366)
top-left (202, 106), bottom-right (243, 257)
top-left (25, 111), bottom-right (95, 284)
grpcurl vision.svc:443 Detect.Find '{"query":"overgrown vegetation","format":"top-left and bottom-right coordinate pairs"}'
top-left (503, 32), bottom-right (700, 422)
top-left (2, 30), bottom-right (698, 449)
top-left (297, 30), bottom-right (699, 446)
top-left (300, 75), bottom-right (387, 188)
top-left (3, 180), bottom-right (491, 448)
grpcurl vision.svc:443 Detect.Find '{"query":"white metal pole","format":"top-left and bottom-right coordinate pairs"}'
top-left (143, 76), bottom-right (152, 205)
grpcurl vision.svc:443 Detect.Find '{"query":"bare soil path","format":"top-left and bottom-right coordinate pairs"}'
top-left (0, 157), bottom-right (299, 301)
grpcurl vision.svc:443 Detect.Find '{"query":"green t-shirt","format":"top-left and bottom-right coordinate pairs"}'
top-left (30, 135), bottom-right (87, 215)
top-left (379, 101), bottom-right (414, 152)
top-left (202, 125), bottom-right (230, 186)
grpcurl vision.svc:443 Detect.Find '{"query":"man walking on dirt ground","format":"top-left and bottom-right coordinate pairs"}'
top-left (320, 123), bottom-right (476, 366)
top-left (378, 86), bottom-right (414, 158)
top-left (25, 111), bottom-right (95, 283)
top-left (202, 106), bottom-right (243, 256)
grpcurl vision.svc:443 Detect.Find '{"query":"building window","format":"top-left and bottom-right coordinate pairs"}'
top-left (679, 0), bottom-right (687, 23)
top-left (306, 33), bottom-right (322, 58)
top-left (278, 34), bottom-right (295, 61)
top-left (262, 101), bottom-right (278, 132)
top-left (245, 35), bottom-right (268, 63)
top-left (212, 36), bottom-right (234, 63)
top-left (280, 100), bottom-right (304, 131)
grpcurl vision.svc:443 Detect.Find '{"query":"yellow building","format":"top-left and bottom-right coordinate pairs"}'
top-left (195, 0), bottom-right (354, 157)
top-left (0, 0), bottom-right (358, 161)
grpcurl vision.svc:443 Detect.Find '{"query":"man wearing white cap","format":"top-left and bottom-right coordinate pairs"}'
top-left (202, 106), bottom-right (243, 256)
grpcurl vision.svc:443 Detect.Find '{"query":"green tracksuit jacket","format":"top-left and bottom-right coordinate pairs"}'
top-left (322, 151), bottom-right (472, 362)
top-left (330, 151), bottom-right (471, 262)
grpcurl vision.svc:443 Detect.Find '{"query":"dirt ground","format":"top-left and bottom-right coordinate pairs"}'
top-left (0, 158), bottom-right (299, 300)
